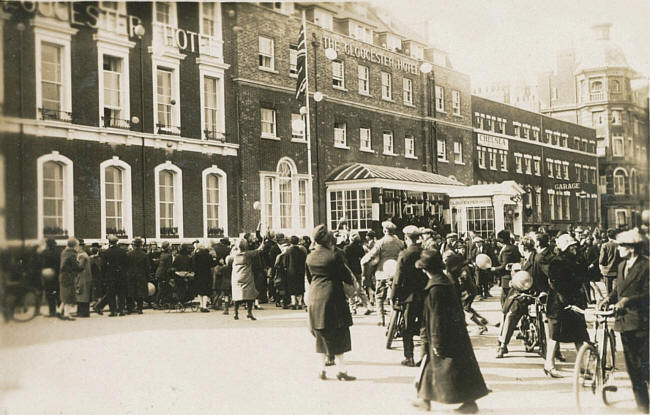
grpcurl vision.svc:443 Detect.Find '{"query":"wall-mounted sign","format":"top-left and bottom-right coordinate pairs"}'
top-left (321, 35), bottom-right (419, 75)
top-left (159, 24), bottom-right (221, 56)
top-left (477, 134), bottom-right (508, 150)
top-left (449, 197), bottom-right (492, 207)
top-left (3, 1), bottom-right (143, 38)
top-left (554, 183), bottom-right (581, 191)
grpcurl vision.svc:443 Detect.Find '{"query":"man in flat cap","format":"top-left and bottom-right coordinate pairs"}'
top-left (602, 229), bottom-right (649, 413)
top-left (391, 225), bottom-right (427, 366)
top-left (361, 220), bottom-right (405, 325)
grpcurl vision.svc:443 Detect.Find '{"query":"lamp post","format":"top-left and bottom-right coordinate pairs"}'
top-left (17, 21), bottom-right (25, 248)
top-left (133, 23), bottom-right (146, 242)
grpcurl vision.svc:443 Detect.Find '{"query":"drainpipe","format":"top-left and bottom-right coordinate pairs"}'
top-left (17, 22), bottom-right (25, 249)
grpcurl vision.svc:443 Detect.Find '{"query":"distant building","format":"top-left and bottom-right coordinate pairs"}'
top-left (471, 96), bottom-right (599, 234)
top-left (539, 23), bottom-right (649, 229)
top-left (473, 78), bottom-right (541, 113)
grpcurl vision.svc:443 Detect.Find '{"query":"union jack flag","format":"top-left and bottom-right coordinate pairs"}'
top-left (295, 23), bottom-right (307, 101)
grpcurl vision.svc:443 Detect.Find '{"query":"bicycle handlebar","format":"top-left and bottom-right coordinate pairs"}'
top-left (565, 305), bottom-right (616, 317)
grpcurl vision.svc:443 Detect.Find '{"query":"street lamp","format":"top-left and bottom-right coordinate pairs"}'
top-left (134, 23), bottom-right (147, 242)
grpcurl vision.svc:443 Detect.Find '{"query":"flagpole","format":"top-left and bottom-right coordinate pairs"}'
top-left (302, 9), bottom-right (314, 230)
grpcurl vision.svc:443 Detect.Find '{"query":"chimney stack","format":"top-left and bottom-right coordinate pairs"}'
top-left (591, 23), bottom-right (612, 41)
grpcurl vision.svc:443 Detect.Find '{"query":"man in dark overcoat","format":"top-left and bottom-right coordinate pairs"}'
top-left (413, 250), bottom-right (489, 413)
top-left (126, 237), bottom-right (150, 314)
top-left (95, 235), bottom-right (127, 316)
top-left (602, 229), bottom-right (649, 412)
top-left (283, 236), bottom-right (307, 309)
top-left (390, 225), bottom-right (426, 367)
top-left (154, 241), bottom-right (173, 306)
top-left (491, 230), bottom-right (521, 307)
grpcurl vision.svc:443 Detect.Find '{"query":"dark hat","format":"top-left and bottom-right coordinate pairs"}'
top-left (312, 224), bottom-right (330, 246)
top-left (91, 242), bottom-right (101, 248)
top-left (444, 252), bottom-right (464, 270)
top-left (220, 237), bottom-right (230, 246)
top-left (133, 237), bottom-right (143, 247)
top-left (415, 249), bottom-right (444, 273)
top-left (497, 230), bottom-right (511, 244)
top-left (78, 238), bottom-right (85, 246)
top-left (161, 241), bottom-right (170, 250)
top-left (107, 234), bottom-right (119, 244)
top-left (290, 235), bottom-right (300, 245)
top-left (46, 238), bottom-right (57, 248)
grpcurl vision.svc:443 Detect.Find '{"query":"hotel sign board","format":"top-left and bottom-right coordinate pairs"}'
top-left (321, 35), bottom-right (419, 75)
top-left (477, 134), bottom-right (508, 150)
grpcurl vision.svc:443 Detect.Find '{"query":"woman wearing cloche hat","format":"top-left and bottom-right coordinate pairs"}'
top-left (543, 234), bottom-right (589, 378)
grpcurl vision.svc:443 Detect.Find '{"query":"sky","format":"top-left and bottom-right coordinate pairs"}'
top-left (374, 0), bottom-right (650, 88)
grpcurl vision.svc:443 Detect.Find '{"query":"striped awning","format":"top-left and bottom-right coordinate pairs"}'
top-left (327, 163), bottom-right (464, 186)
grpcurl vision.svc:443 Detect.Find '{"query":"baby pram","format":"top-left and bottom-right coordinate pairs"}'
top-left (161, 271), bottom-right (199, 312)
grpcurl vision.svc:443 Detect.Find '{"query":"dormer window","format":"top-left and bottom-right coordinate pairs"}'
top-left (351, 23), bottom-right (373, 44)
top-left (409, 44), bottom-right (424, 60)
top-left (314, 8), bottom-right (333, 31)
top-left (385, 35), bottom-right (402, 52)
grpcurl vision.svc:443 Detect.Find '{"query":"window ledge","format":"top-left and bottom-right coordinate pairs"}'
top-left (404, 102), bottom-right (415, 108)
top-left (437, 158), bottom-right (449, 163)
top-left (289, 73), bottom-right (298, 79)
top-left (261, 134), bottom-right (280, 141)
top-left (437, 109), bottom-right (446, 114)
top-left (358, 91), bottom-right (372, 97)
top-left (490, 167), bottom-right (498, 171)
top-left (382, 97), bottom-right (394, 102)
top-left (259, 67), bottom-right (279, 74)
top-left (452, 113), bottom-right (462, 118)
top-left (501, 169), bottom-right (508, 173)
top-left (291, 138), bottom-right (307, 144)
top-left (479, 166), bottom-right (486, 170)
top-left (383, 152), bottom-right (398, 156)
top-left (333, 85), bottom-right (348, 92)
top-left (334, 144), bottom-right (350, 150)
top-left (454, 161), bottom-right (465, 165)
top-left (405, 155), bottom-right (418, 159)
top-left (360, 148), bottom-right (375, 153)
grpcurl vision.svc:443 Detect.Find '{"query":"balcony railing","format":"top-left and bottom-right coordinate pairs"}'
top-left (101, 116), bottom-right (131, 129)
top-left (39, 108), bottom-right (72, 122)
top-left (590, 91), bottom-right (604, 101)
top-left (156, 123), bottom-right (181, 136)
top-left (160, 227), bottom-right (179, 238)
top-left (204, 129), bottom-right (225, 141)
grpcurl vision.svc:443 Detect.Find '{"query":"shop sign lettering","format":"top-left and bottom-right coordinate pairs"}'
top-left (554, 183), bottom-right (581, 191)
top-left (477, 134), bottom-right (508, 150)
top-left (321, 35), bottom-right (419, 75)
top-left (159, 24), bottom-right (220, 56)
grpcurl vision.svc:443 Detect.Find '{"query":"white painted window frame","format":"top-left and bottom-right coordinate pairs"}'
top-left (97, 43), bottom-right (131, 127)
top-left (202, 165), bottom-right (228, 238)
top-left (199, 65), bottom-right (226, 140)
top-left (403, 77), bottom-right (413, 105)
top-left (34, 26), bottom-right (74, 119)
top-left (100, 157), bottom-right (133, 241)
top-left (153, 1), bottom-right (178, 26)
top-left (613, 167), bottom-right (627, 195)
top-left (199, 2), bottom-right (222, 39)
top-left (152, 56), bottom-right (181, 134)
top-left (37, 151), bottom-right (74, 240)
top-left (154, 161), bottom-right (184, 240)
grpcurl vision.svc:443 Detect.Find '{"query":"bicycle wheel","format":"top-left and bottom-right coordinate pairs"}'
top-left (601, 330), bottom-right (618, 406)
top-left (523, 317), bottom-right (538, 353)
top-left (537, 317), bottom-right (547, 358)
top-left (13, 290), bottom-right (38, 322)
top-left (385, 309), bottom-right (401, 349)
top-left (574, 343), bottom-right (601, 413)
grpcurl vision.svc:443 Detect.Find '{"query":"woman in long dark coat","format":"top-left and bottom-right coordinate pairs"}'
top-left (75, 242), bottom-right (93, 317)
top-left (192, 244), bottom-right (215, 312)
top-left (306, 225), bottom-right (356, 381)
top-left (544, 234), bottom-right (589, 378)
top-left (413, 249), bottom-right (489, 413)
top-left (59, 238), bottom-right (83, 321)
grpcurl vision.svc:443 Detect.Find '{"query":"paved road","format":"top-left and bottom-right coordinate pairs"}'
top-left (0, 290), bottom-right (639, 415)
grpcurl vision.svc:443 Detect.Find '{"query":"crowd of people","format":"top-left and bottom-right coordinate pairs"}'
top-left (1, 214), bottom-right (648, 413)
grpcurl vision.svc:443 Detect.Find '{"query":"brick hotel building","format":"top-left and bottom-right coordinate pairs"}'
top-left (0, 2), bottom-right (603, 246)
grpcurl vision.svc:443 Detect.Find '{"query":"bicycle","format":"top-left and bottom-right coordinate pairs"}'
top-left (516, 292), bottom-right (548, 358)
top-left (385, 305), bottom-right (404, 349)
top-left (573, 306), bottom-right (618, 413)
